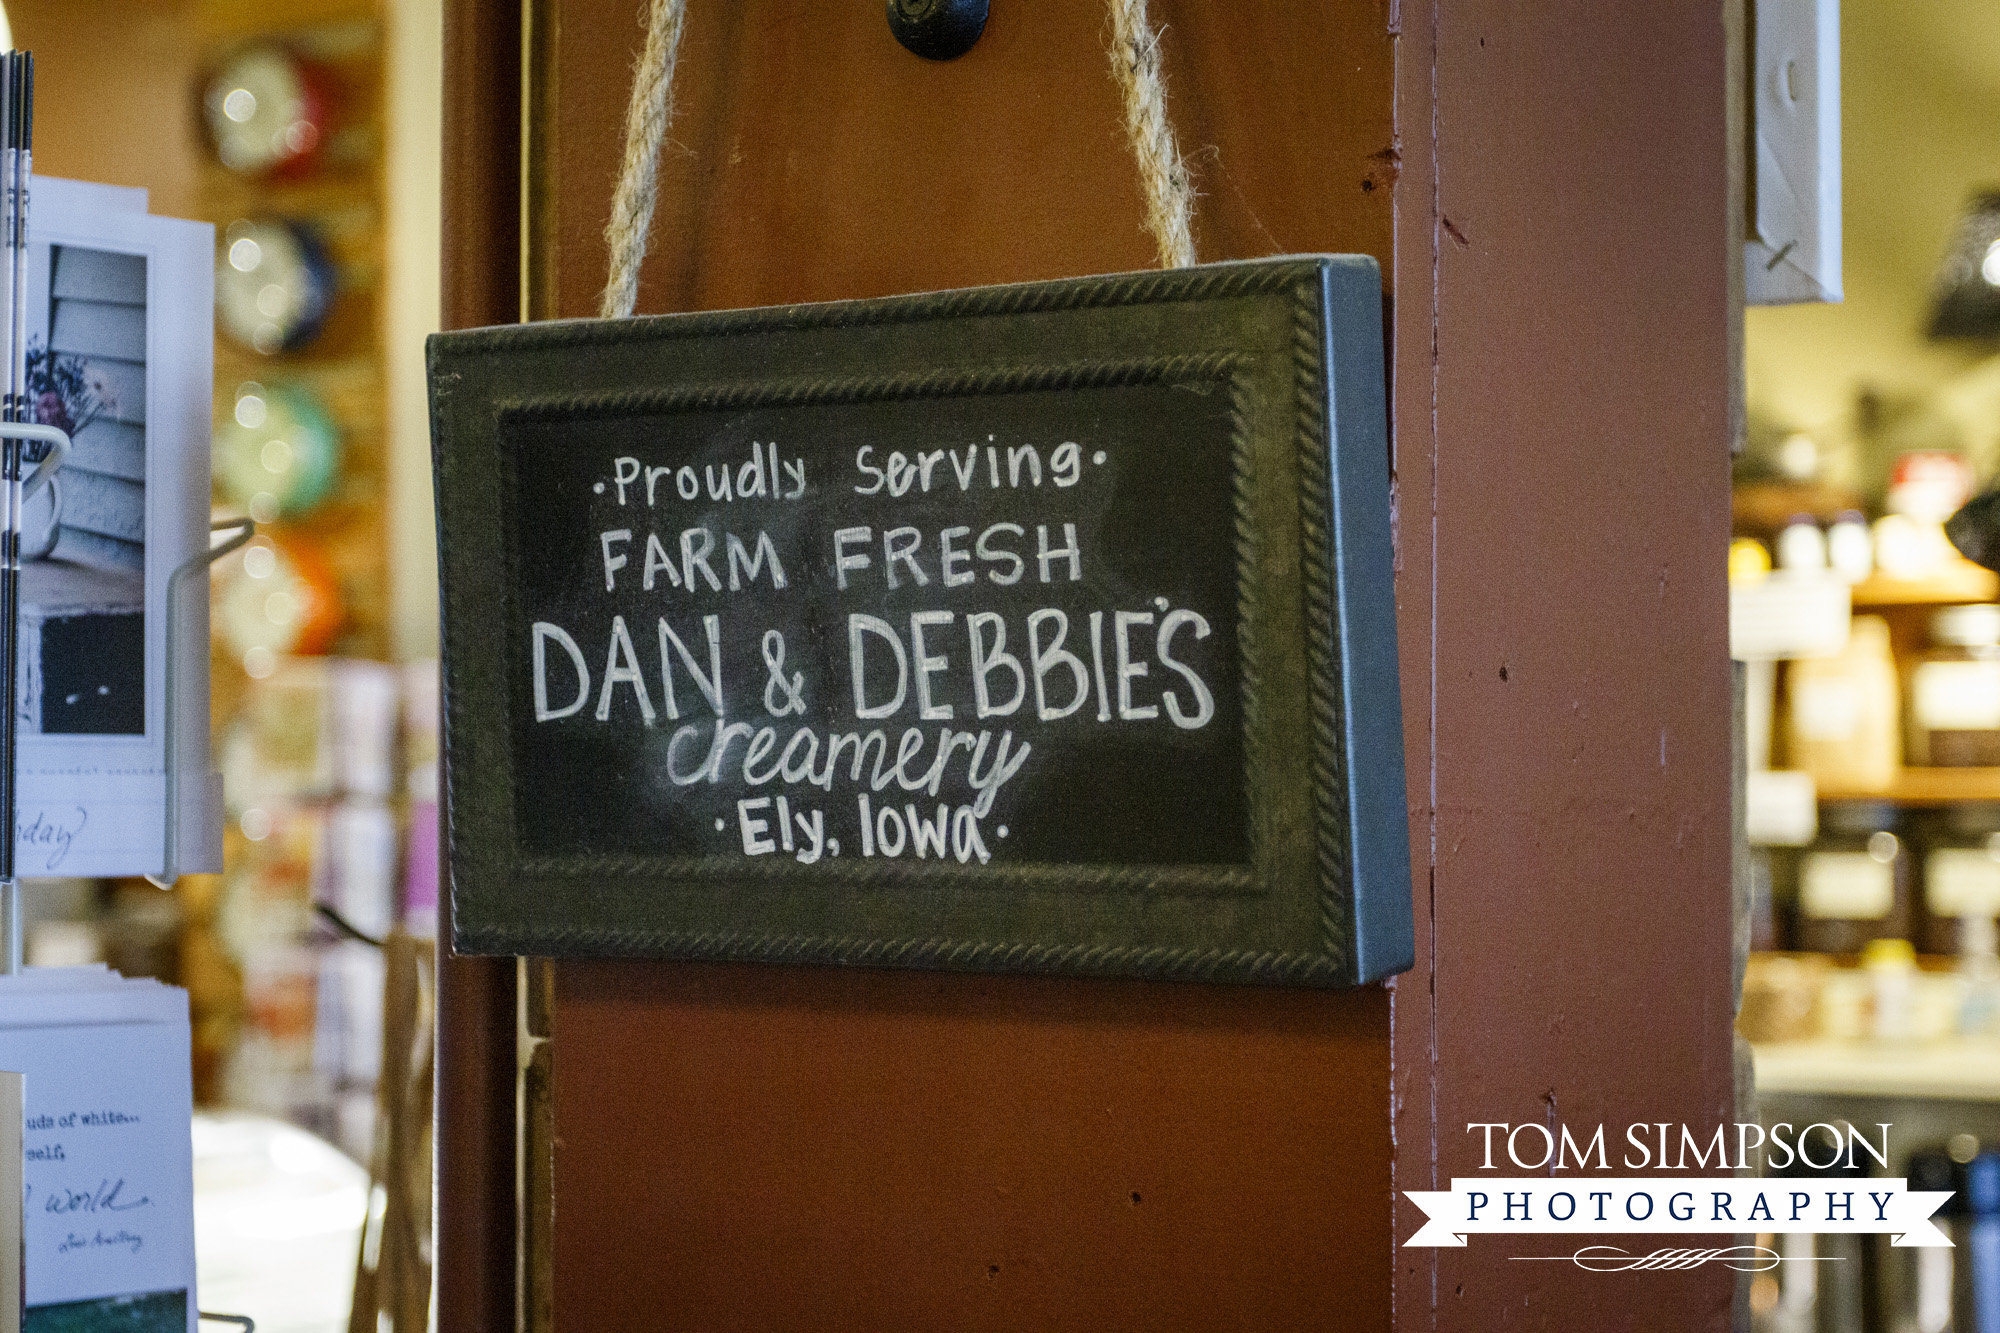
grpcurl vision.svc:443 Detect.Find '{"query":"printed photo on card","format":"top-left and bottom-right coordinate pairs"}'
top-left (13, 177), bottom-right (215, 878)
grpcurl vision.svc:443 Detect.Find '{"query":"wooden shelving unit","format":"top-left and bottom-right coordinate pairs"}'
top-left (1852, 561), bottom-right (1999, 608)
top-left (1755, 1038), bottom-right (2000, 1101)
top-left (1819, 768), bottom-right (2000, 805)
top-left (1732, 480), bottom-right (1864, 536)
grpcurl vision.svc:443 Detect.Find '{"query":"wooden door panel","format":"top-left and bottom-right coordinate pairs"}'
top-left (535, 2), bottom-right (1401, 1329)
top-left (541, 0), bottom-right (1395, 316)
top-left (435, 0), bottom-right (1737, 1327)
top-left (559, 964), bottom-right (1389, 1330)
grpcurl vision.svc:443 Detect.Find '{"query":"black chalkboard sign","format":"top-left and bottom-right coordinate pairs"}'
top-left (429, 257), bottom-right (1412, 986)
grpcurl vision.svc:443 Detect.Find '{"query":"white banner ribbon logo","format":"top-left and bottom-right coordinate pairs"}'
top-left (1403, 1178), bottom-right (1952, 1248)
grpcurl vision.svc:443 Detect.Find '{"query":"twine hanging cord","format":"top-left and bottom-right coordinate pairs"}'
top-left (601, 0), bottom-right (688, 319)
top-left (598, 0), bottom-right (1195, 317)
top-left (1106, 0), bottom-right (1196, 269)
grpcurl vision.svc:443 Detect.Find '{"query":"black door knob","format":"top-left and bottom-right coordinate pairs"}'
top-left (887, 0), bottom-right (988, 61)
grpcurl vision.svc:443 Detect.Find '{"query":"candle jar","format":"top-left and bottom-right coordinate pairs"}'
top-left (1921, 804), bottom-right (2000, 956)
top-left (1909, 604), bottom-right (2000, 767)
top-left (1796, 802), bottom-right (1913, 955)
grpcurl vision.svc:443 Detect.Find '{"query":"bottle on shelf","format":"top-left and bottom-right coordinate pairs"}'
top-left (1788, 616), bottom-right (1902, 792)
top-left (1776, 513), bottom-right (1829, 573)
top-left (1964, 1151), bottom-right (2000, 1331)
top-left (1827, 510), bottom-right (1874, 585)
top-left (1765, 1124), bottom-right (1872, 1331)
top-left (1749, 849), bottom-right (1778, 953)
top-left (1960, 914), bottom-right (2000, 1038)
top-left (1876, 445), bottom-right (1974, 582)
top-left (1906, 1149), bottom-right (1959, 1333)
top-left (1862, 936), bottom-right (1918, 1042)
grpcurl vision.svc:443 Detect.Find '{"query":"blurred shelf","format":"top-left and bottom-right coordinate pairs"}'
top-left (1754, 1038), bottom-right (2000, 1101)
top-left (1733, 480), bottom-right (1864, 535)
top-left (1818, 768), bottom-right (2000, 804)
top-left (1851, 562), bottom-right (1998, 607)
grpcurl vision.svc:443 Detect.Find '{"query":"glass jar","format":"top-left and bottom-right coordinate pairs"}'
top-left (1909, 604), bottom-right (2000, 767)
top-left (1795, 802), bottom-right (1913, 955)
top-left (1921, 804), bottom-right (2000, 955)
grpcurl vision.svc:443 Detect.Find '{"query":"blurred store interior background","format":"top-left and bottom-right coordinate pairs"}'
top-left (1735, 0), bottom-right (2000, 1329)
top-left (6, 0), bottom-right (440, 1329)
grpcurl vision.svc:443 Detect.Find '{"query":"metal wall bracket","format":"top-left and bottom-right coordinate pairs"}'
top-left (144, 516), bottom-right (255, 890)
